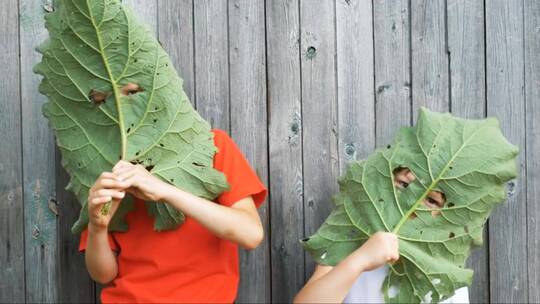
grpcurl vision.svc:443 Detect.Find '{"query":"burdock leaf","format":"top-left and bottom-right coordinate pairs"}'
top-left (302, 108), bottom-right (518, 303)
top-left (34, 0), bottom-right (229, 234)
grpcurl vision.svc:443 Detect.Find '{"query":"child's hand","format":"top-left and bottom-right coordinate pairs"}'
top-left (88, 172), bottom-right (127, 231)
top-left (356, 232), bottom-right (399, 271)
top-left (112, 160), bottom-right (170, 202)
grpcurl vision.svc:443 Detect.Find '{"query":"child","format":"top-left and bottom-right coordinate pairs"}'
top-left (80, 127), bottom-right (267, 302)
top-left (294, 168), bottom-right (469, 303)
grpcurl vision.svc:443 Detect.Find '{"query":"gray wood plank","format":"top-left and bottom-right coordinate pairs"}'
top-left (336, 0), bottom-right (375, 169)
top-left (19, 0), bottom-right (58, 302)
top-left (486, 0), bottom-right (528, 302)
top-left (266, 0), bottom-right (304, 301)
top-left (56, 146), bottom-right (95, 303)
top-left (373, 0), bottom-right (412, 146)
top-left (193, 0), bottom-right (230, 130)
top-left (411, 0), bottom-right (449, 115)
top-left (0, 0), bottom-right (24, 301)
top-left (300, 0), bottom-right (339, 278)
top-left (525, 0), bottom-right (540, 302)
top-left (158, 0), bottom-right (196, 105)
top-left (228, 1), bottom-right (270, 302)
top-left (122, 0), bottom-right (158, 34)
top-left (446, 1), bottom-right (488, 302)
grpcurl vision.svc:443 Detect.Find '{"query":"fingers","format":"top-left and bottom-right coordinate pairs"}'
top-left (89, 189), bottom-right (125, 205)
top-left (96, 176), bottom-right (127, 190)
top-left (113, 160), bottom-right (132, 172)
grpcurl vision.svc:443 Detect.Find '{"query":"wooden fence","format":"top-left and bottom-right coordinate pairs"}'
top-left (1, 0), bottom-right (538, 303)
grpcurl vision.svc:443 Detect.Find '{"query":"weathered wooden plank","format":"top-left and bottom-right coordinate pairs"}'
top-left (266, 0), bottom-right (304, 301)
top-left (193, 0), bottom-right (230, 130)
top-left (486, 0), bottom-right (528, 302)
top-left (411, 0), bottom-right (449, 115)
top-left (525, 0), bottom-right (540, 302)
top-left (122, 0), bottom-right (158, 34)
top-left (373, 0), bottom-right (412, 146)
top-left (56, 147), bottom-right (96, 303)
top-left (228, 1), bottom-right (270, 302)
top-left (446, 1), bottom-right (488, 302)
top-left (336, 0), bottom-right (375, 169)
top-left (0, 0), bottom-right (24, 302)
top-left (19, 0), bottom-right (58, 302)
top-left (300, 0), bottom-right (339, 278)
top-left (158, 0), bottom-right (196, 105)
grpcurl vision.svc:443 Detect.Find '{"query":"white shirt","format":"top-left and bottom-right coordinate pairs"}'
top-left (344, 265), bottom-right (469, 303)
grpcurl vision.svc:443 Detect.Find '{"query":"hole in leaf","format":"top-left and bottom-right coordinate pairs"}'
top-left (301, 237), bottom-right (310, 242)
top-left (126, 127), bottom-right (131, 133)
top-left (135, 151), bottom-right (140, 156)
top-left (153, 119), bottom-right (157, 123)
top-left (448, 202), bottom-right (455, 207)
top-left (159, 143), bottom-right (164, 147)
top-left (120, 83), bottom-right (144, 96)
top-left (409, 212), bottom-right (417, 219)
top-left (387, 145), bottom-right (391, 149)
top-left (393, 167), bottom-right (415, 189)
top-left (170, 178), bottom-right (174, 183)
top-left (88, 89), bottom-right (111, 105)
top-left (426, 191), bottom-right (446, 217)
top-left (449, 232), bottom-right (455, 238)
top-left (192, 162), bottom-right (205, 167)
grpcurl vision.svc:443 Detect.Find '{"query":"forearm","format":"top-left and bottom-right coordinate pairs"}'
top-left (161, 184), bottom-right (262, 249)
top-left (294, 250), bottom-right (368, 303)
top-left (85, 224), bottom-right (118, 284)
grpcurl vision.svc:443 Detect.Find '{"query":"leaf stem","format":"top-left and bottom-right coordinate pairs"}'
top-left (86, 0), bottom-right (127, 159)
top-left (87, 1), bottom-right (126, 216)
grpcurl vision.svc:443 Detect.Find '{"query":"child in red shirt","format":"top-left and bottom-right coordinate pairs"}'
top-left (80, 129), bottom-right (267, 303)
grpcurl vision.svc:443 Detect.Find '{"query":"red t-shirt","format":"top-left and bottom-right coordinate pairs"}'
top-left (79, 129), bottom-right (267, 303)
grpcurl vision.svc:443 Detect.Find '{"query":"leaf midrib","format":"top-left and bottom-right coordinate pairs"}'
top-left (86, 0), bottom-right (127, 159)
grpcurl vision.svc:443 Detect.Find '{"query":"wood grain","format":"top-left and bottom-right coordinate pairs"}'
top-left (20, 0), bottom-right (58, 302)
top-left (0, 0), bottom-right (24, 301)
top-left (446, 0), bottom-right (488, 302)
top-left (300, 0), bottom-right (339, 278)
top-left (267, 0), bottom-right (304, 301)
top-left (228, 0), bottom-right (270, 302)
top-left (486, 0), bottom-right (528, 302)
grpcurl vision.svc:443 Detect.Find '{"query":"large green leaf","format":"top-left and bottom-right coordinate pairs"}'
top-left (34, 0), bottom-right (229, 234)
top-left (302, 108), bottom-right (518, 303)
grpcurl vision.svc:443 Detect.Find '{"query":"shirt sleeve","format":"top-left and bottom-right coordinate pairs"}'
top-left (212, 129), bottom-right (268, 208)
top-left (78, 228), bottom-right (120, 252)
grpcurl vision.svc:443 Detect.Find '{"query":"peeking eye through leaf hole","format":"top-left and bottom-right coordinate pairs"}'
top-left (393, 167), bottom-right (446, 217)
top-left (89, 83), bottom-right (143, 104)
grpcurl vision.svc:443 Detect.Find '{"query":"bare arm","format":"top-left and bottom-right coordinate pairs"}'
top-left (294, 232), bottom-right (399, 303)
top-left (113, 160), bottom-right (264, 250)
top-left (85, 224), bottom-right (118, 284)
top-left (161, 184), bottom-right (264, 249)
top-left (84, 172), bottom-right (126, 284)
